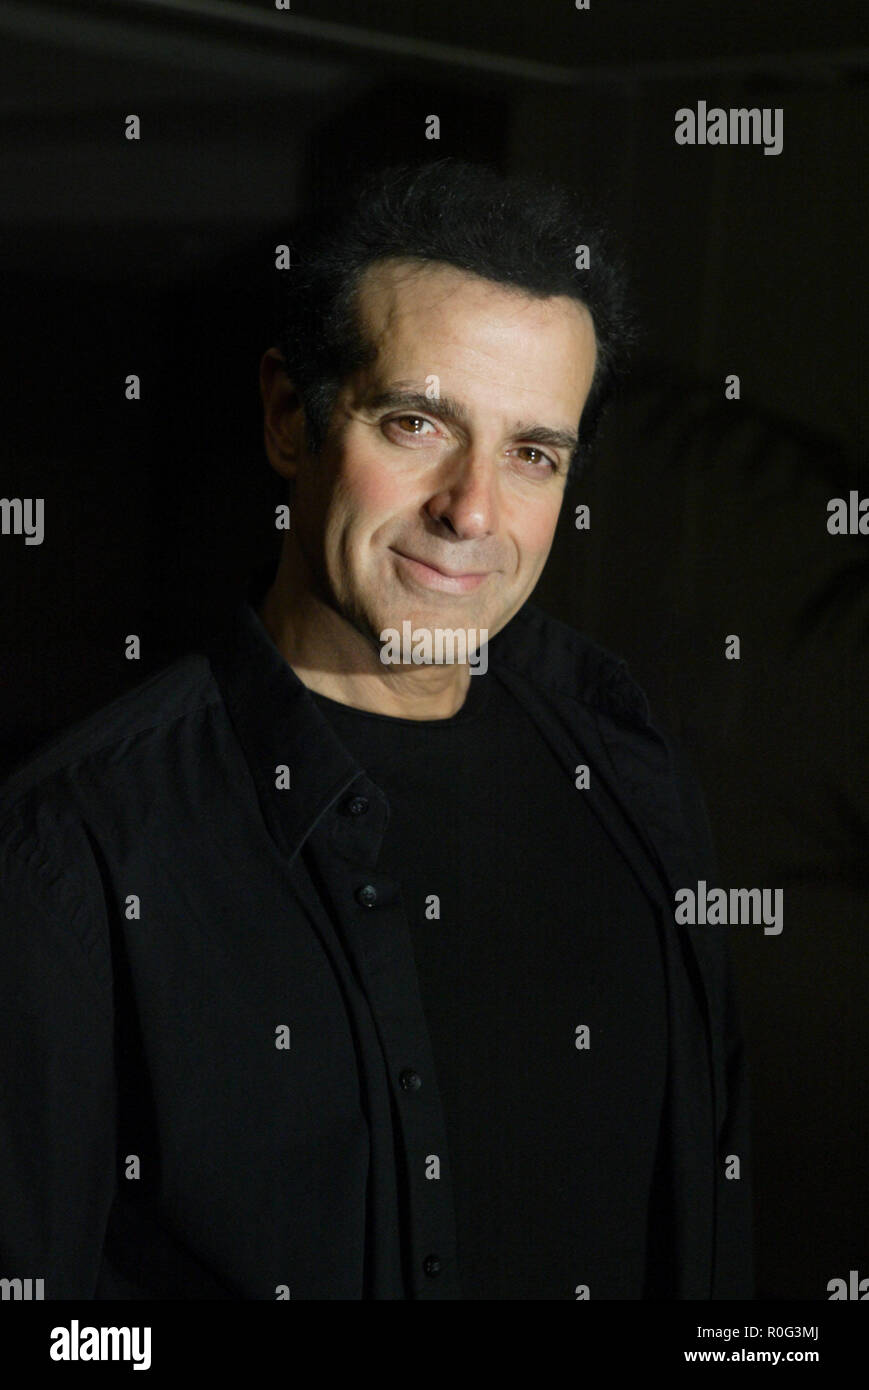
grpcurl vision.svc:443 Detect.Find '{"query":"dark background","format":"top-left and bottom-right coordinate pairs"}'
top-left (0, 0), bottom-right (866, 1300)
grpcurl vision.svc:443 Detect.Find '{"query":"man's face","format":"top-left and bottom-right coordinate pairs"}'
top-left (290, 257), bottom-right (598, 654)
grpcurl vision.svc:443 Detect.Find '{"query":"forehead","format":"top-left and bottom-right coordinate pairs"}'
top-left (352, 257), bottom-right (596, 375)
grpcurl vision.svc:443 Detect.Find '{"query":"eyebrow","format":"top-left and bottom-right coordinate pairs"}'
top-left (363, 387), bottom-right (580, 458)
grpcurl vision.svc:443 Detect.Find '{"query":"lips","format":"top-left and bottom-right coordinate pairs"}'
top-left (391, 548), bottom-right (491, 595)
top-left (395, 551), bottom-right (486, 579)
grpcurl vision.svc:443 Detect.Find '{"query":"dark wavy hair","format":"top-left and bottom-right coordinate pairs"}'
top-left (274, 157), bottom-right (638, 482)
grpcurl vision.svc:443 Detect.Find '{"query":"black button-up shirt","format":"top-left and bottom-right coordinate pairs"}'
top-left (0, 587), bottom-right (753, 1299)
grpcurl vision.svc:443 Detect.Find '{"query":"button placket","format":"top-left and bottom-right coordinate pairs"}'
top-left (309, 792), bottom-right (461, 1296)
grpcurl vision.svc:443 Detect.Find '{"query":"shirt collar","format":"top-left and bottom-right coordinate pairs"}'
top-left (202, 573), bottom-right (651, 865)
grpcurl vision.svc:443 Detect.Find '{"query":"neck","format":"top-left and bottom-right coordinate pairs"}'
top-left (257, 541), bottom-right (475, 721)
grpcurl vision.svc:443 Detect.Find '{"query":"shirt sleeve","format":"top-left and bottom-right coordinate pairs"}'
top-left (0, 796), bottom-right (117, 1299)
top-left (666, 730), bottom-right (755, 1299)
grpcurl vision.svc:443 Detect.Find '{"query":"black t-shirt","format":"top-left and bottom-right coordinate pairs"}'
top-left (310, 664), bottom-right (668, 1299)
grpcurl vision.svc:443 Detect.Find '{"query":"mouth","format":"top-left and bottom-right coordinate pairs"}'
top-left (390, 549), bottom-right (491, 595)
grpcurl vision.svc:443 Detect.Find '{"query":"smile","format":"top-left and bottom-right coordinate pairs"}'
top-left (390, 549), bottom-right (490, 594)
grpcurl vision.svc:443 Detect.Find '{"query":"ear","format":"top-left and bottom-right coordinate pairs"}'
top-left (259, 347), bottom-right (306, 480)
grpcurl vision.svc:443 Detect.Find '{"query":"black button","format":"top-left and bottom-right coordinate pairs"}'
top-left (345, 795), bottom-right (369, 816)
top-left (423, 1255), bottom-right (442, 1277)
top-left (399, 1069), bottom-right (422, 1091)
top-left (355, 883), bottom-right (378, 908)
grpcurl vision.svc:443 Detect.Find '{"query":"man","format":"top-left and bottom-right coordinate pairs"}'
top-left (0, 158), bottom-right (752, 1299)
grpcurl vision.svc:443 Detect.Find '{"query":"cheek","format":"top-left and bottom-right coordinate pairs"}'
top-left (514, 497), bottom-right (562, 561)
top-left (317, 452), bottom-right (407, 580)
top-left (339, 442), bottom-right (415, 523)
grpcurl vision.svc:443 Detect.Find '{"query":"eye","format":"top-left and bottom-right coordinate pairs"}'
top-left (386, 414), bottom-right (438, 437)
top-left (513, 445), bottom-right (559, 473)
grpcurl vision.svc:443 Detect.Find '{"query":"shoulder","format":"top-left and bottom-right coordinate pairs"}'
top-left (0, 651), bottom-right (218, 816)
top-left (0, 651), bottom-right (221, 906)
top-left (495, 601), bottom-right (718, 866)
top-left (0, 651), bottom-right (221, 983)
top-left (491, 599), bottom-right (652, 728)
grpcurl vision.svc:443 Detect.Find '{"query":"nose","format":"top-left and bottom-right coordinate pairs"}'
top-left (424, 449), bottom-right (499, 541)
